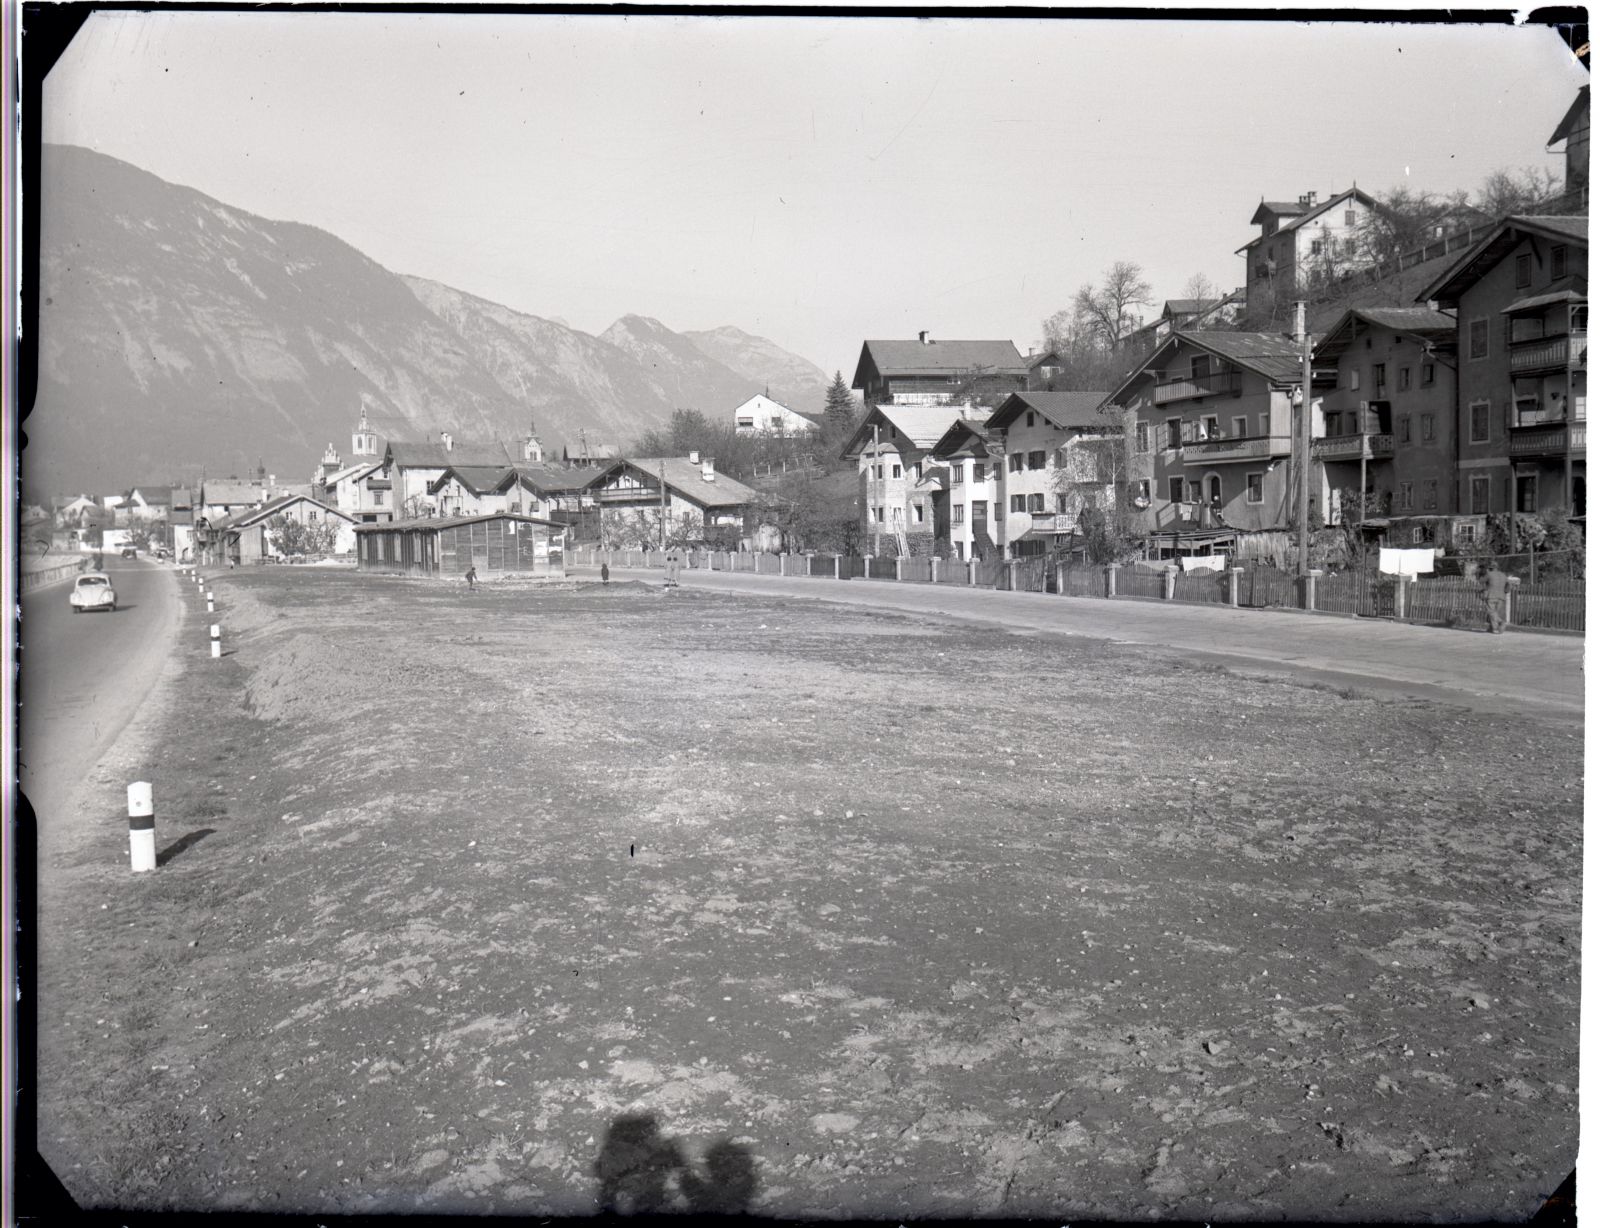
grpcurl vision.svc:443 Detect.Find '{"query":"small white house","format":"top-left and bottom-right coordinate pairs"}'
top-left (732, 393), bottom-right (821, 436)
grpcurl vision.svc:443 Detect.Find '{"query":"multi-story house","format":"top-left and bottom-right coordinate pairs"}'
top-left (1419, 214), bottom-right (1587, 524)
top-left (732, 392), bottom-right (822, 436)
top-left (839, 404), bottom-right (967, 554)
top-left (1310, 307), bottom-right (1458, 529)
top-left (1238, 187), bottom-right (1377, 322)
top-left (1118, 293), bottom-right (1246, 354)
top-left (851, 335), bottom-right (1030, 407)
top-left (1549, 85), bottom-right (1589, 198)
top-left (985, 391), bottom-right (1122, 558)
top-left (927, 418), bottom-right (1004, 560)
top-left (429, 465), bottom-right (516, 517)
top-left (1107, 331), bottom-right (1308, 550)
top-left (585, 455), bottom-right (760, 546)
top-left (382, 434), bottom-right (511, 518)
top-left (493, 463), bottom-right (602, 526)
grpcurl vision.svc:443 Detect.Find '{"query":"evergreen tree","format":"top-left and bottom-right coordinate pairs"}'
top-left (823, 372), bottom-right (855, 432)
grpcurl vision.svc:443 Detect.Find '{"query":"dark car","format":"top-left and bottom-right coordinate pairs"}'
top-left (121, 546), bottom-right (138, 559)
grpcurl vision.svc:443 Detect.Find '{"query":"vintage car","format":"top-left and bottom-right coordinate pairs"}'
top-left (69, 572), bottom-right (117, 613)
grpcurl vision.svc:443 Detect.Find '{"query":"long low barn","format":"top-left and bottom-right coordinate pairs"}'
top-left (354, 512), bottom-right (567, 579)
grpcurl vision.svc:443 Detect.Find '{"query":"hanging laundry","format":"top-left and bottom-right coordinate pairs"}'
top-left (1181, 555), bottom-right (1226, 573)
top-left (1398, 547), bottom-right (1435, 576)
top-left (1378, 547), bottom-right (1404, 575)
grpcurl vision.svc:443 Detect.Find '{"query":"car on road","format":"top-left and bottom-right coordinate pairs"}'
top-left (154, 547), bottom-right (171, 561)
top-left (121, 546), bottom-right (137, 559)
top-left (69, 572), bottom-right (117, 613)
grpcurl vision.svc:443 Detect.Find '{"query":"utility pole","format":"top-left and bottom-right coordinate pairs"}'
top-left (658, 459), bottom-right (668, 553)
top-left (1295, 300), bottom-right (1313, 577)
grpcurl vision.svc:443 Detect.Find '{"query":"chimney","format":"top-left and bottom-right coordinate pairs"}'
top-left (701, 457), bottom-right (716, 482)
top-left (441, 431), bottom-right (453, 452)
top-left (918, 330), bottom-right (931, 345)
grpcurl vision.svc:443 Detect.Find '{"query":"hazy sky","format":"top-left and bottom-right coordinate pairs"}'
top-left (40, 12), bottom-right (1586, 377)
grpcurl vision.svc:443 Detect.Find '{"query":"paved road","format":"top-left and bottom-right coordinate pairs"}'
top-left (19, 560), bottom-right (183, 840)
top-left (583, 565), bottom-right (1585, 717)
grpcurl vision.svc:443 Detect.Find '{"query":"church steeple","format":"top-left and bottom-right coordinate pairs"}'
top-left (521, 417), bottom-right (545, 463)
top-left (352, 406), bottom-right (379, 458)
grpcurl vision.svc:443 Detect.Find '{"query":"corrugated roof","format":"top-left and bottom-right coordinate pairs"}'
top-left (1175, 330), bottom-right (1308, 381)
top-left (353, 511), bottom-right (562, 533)
top-left (985, 391), bottom-right (1118, 432)
top-left (857, 339), bottom-right (1028, 377)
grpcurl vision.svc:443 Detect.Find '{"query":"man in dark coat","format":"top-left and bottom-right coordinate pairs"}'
top-left (1481, 562), bottom-right (1509, 634)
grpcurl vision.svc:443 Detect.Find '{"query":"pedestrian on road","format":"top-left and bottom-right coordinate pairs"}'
top-left (465, 563), bottom-right (478, 591)
top-left (665, 547), bottom-right (681, 588)
top-left (1481, 561), bottom-right (1509, 634)
top-left (600, 562), bottom-right (610, 584)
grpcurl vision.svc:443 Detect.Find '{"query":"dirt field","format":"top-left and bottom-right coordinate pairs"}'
top-left (34, 568), bottom-right (1581, 1219)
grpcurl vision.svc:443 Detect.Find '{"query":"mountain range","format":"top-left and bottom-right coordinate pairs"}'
top-left (26, 145), bottom-right (834, 494)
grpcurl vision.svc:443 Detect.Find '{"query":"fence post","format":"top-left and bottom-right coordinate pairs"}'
top-left (969, 558), bottom-right (978, 586)
top-left (1393, 577), bottom-right (1408, 619)
top-left (779, 553), bottom-right (788, 577)
top-left (1228, 567), bottom-right (1242, 608)
top-left (895, 558), bottom-right (904, 582)
top-left (1303, 569), bottom-right (1322, 611)
top-left (833, 555), bottom-right (841, 580)
top-left (930, 557), bottom-right (940, 584)
top-left (1055, 562), bottom-right (1065, 595)
top-left (1506, 575), bottom-right (1521, 628)
top-left (1105, 564), bottom-right (1118, 598)
top-left (1162, 564), bottom-right (1178, 600)
top-left (1008, 560), bottom-right (1019, 591)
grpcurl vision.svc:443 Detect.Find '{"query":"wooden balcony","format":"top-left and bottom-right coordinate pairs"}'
top-left (1312, 433), bottom-right (1395, 462)
top-left (1152, 368), bottom-right (1243, 404)
top-left (1508, 421), bottom-right (1587, 457)
top-left (1509, 332), bottom-right (1586, 375)
top-left (1181, 434), bottom-right (1289, 464)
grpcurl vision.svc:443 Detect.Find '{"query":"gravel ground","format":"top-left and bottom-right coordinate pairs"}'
top-left (34, 568), bottom-right (1581, 1219)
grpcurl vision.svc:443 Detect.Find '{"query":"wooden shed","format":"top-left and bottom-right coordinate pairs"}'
top-left (354, 512), bottom-right (566, 579)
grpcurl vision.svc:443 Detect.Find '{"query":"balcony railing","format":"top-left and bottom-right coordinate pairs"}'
top-left (1181, 434), bottom-right (1289, 464)
top-left (1152, 368), bottom-right (1243, 404)
top-left (1509, 332), bottom-right (1586, 375)
top-left (1312, 433), bottom-right (1395, 462)
top-left (1508, 421), bottom-right (1587, 457)
top-left (1029, 512), bottom-right (1078, 533)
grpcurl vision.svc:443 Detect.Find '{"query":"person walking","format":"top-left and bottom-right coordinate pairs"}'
top-left (465, 563), bottom-right (478, 591)
top-left (664, 546), bottom-right (681, 588)
top-left (1480, 561), bottom-right (1509, 634)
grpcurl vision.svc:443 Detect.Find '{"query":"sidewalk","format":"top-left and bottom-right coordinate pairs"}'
top-left (582, 565), bottom-right (1585, 717)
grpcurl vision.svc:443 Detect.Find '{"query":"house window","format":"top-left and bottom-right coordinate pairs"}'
top-left (1187, 481), bottom-right (1203, 504)
top-left (1457, 521), bottom-right (1477, 545)
top-left (1344, 210), bottom-right (1357, 226)
top-left (1232, 416), bottom-right (1247, 437)
top-left (1136, 422), bottom-right (1151, 453)
top-left (1201, 416), bottom-right (1219, 439)
top-left (1398, 366), bottom-right (1412, 391)
top-left (891, 506), bottom-right (904, 522)
top-left (1168, 477), bottom-right (1185, 504)
top-left (1421, 414), bottom-right (1435, 442)
top-left (1259, 414), bottom-right (1271, 436)
top-left (1027, 450), bottom-right (1047, 470)
top-left (1166, 419), bottom-right (1182, 449)
top-left (1398, 416), bottom-right (1412, 443)
top-left (913, 502), bottom-right (925, 524)
top-left (1470, 400), bottom-right (1490, 443)
top-left (1470, 475), bottom-right (1490, 513)
top-left (971, 500), bottom-right (986, 523)
top-left (1056, 493), bottom-right (1069, 513)
top-left (1343, 237), bottom-right (1357, 256)
top-left (1349, 369), bottom-right (1361, 391)
top-left (953, 505), bottom-right (965, 525)
top-left (948, 463), bottom-right (964, 485)
top-left (1028, 494), bottom-right (1046, 513)
top-left (1421, 362), bottom-right (1436, 387)
top-left (1026, 412), bottom-right (1035, 428)
top-left (1553, 245), bottom-right (1567, 279)
top-left (372, 490), bottom-right (385, 506)
top-left (1515, 253), bottom-right (1532, 288)
top-left (1134, 479), bottom-right (1151, 503)
top-left (737, 417), bottom-right (754, 428)
top-left (1009, 453), bottom-right (1025, 473)
top-left (1469, 318), bottom-right (1489, 360)
top-left (1373, 363), bottom-right (1386, 390)
top-left (993, 502), bottom-right (1003, 522)
top-left (972, 462), bottom-right (986, 483)
top-left (1398, 482), bottom-right (1413, 510)
top-left (1422, 479), bottom-right (1438, 510)
top-left (891, 464), bottom-right (902, 480)
top-left (1310, 239), bottom-right (1324, 256)
top-left (873, 506), bottom-right (884, 523)
top-left (1010, 494), bottom-right (1026, 513)
top-left (1517, 474), bottom-right (1538, 513)
top-left (1246, 473), bottom-right (1264, 504)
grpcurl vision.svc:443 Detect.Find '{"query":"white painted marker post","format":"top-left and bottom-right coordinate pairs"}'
top-left (206, 589), bottom-right (215, 613)
top-left (210, 624), bottom-right (222, 659)
top-left (128, 782), bottom-right (156, 872)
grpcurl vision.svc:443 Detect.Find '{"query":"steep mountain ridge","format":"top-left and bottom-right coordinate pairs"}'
top-left (683, 324), bottom-right (833, 414)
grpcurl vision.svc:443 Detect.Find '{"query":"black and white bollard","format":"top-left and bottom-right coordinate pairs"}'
top-left (206, 589), bottom-right (215, 613)
top-left (210, 624), bottom-right (222, 659)
top-left (128, 782), bottom-right (156, 872)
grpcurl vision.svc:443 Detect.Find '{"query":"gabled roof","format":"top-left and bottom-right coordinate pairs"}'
top-left (1161, 299), bottom-right (1214, 318)
top-left (321, 461), bottom-right (381, 487)
top-left (353, 511), bottom-right (562, 533)
top-left (590, 458), bottom-right (761, 509)
top-left (1251, 200), bottom-right (1308, 224)
top-left (1550, 85), bottom-right (1589, 145)
top-left (1237, 187), bottom-right (1376, 253)
top-left (1312, 306), bottom-right (1458, 362)
top-left (1418, 215), bottom-right (1591, 307)
top-left (201, 481), bottom-right (267, 506)
top-left (928, 418), bottom-right (1000, 459)
top-left (1027, 349), bottom-right (1063, 368)
top-left (838, 404), bottom-right (966, 459)
top-left (215, 494), bottom-right (352, 532)
top-left (1103, 330), bottom-right (1308, 407)
top-left (985, 391), bottom-right (1119, 433)
top-left (124, 485), bottom-right (174, 506)
top-left (427, 465), bottom-right (514, 496)
top-left (1502, 276), bottom-right (1589, 315)
top-left (852, 339), bottom-right (1028, 388)
top-left (493, 463), bottom-right (604, 496)
top-left (563, 442), bottom-right (620, 461)
top-left (386, 441), bottom-right (509, 470)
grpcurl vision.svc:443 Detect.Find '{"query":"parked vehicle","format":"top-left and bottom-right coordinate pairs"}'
top-left (121, 546), bottom-right (138, 559)
top-left (69, 572), bottom-right (117, 613)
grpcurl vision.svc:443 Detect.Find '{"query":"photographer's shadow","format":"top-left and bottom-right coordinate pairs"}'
top-left (594, 1111), bottom-right (757, 1216)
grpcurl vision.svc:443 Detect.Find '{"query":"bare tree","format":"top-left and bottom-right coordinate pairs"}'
top-left (1180, 272), bottom-right (1221, 303)
top-left (1071, 261), bottom-right (1153, 350)
top-left (1476, 165), bottom-right (1564, 219)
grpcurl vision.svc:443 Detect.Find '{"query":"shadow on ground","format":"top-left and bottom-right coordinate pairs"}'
top-left (594, 1112), bottom-right (757, 1215)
